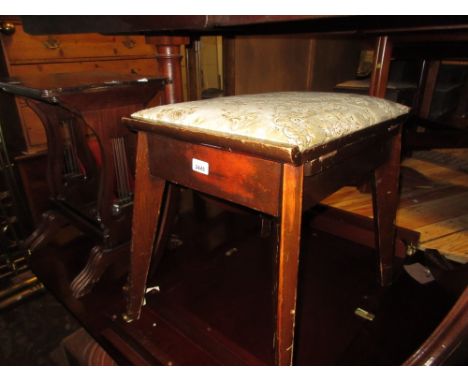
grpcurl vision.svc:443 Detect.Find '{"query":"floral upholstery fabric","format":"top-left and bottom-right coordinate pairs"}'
top-left (132, 92), bottom-right (409, 153)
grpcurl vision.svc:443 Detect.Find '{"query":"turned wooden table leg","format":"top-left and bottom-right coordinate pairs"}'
top-left (145, 36), bottom-right (189, 104)
top-left (124, 132), bottom-right (167, 321)
top-left (372, 126), bottom-right (402, 287)
top-left (275, 163), bottom-right (303, 366)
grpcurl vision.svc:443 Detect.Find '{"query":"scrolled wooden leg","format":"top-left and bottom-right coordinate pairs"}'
top-left (21, 210), bottom-right (67, 252)
top-left (70, 243), bottom-right (129, 298)
top-left (372, 126), bottom-right (402, 287)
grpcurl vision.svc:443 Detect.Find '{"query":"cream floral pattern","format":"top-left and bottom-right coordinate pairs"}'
top-left (132, 92), bottom-right (409, 153)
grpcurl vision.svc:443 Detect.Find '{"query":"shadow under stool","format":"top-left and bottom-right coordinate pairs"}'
top-left (122, 91), bottom-right (409, 365)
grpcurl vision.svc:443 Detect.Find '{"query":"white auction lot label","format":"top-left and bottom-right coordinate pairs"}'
top-left (192, 158), bottom-right (209, 175)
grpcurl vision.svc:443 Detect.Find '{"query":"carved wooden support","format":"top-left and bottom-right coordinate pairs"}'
top-left (70, 242), bottom-right (130, 298)
top-left (26, 100), bottom-right (70, 199)
top-left (146, 36), bottom-right (190, 104)
top-left (21, 210), bottom-right (67, 252)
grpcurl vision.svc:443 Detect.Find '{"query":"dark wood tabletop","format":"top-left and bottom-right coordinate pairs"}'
top-left (0, 71), bottom-right (167, 102)
top-left (20, 15), bottom-right (468, 36)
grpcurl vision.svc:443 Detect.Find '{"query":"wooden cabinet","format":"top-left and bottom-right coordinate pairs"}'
top-left (0, 17), bottom-right (159, 154)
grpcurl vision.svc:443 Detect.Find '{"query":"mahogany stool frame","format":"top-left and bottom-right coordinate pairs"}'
top-left (123, 113), bottom-right (406, 365)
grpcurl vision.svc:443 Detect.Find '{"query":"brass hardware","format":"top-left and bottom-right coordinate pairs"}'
top-left (0, 275), bottom-right (38, 301)
top-left (43, 37), bottom-right (61, 50)
top-left (354, 307), bottom-right (375, 321)
top-left (0, 282), bottom-right (44, 310)
top-left (145, 285), bottom-right (160, 294)
top-left (122, 37), bottom-right (136, 49)
top-left (0, 22), bottom-right (15, 36)
top-left (121, 313), bottom-right (133, 323)
top-left (406, 243), bottom-right (418, 257)
top-left (319, 149), bottom-right (338, 162)
top-left (0, 274), bottom-right (43, 310)
top-left (225, 247), bottom-right (238, 257)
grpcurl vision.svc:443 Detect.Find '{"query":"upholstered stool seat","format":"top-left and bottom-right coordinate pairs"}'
top-left (132, 91), bottom-right (408, 154)
top-left (123, 92), bottom-right (409, 365)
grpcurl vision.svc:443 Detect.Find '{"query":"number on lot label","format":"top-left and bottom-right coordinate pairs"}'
top-left (192, 158), bottom-right (209, 175)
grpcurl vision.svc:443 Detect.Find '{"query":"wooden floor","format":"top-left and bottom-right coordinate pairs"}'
top-left (30, 209), bottom-right (456, 365)
top-left (27, 148), bottom-right (468, 365)
top-left (323, 148), bottom-right (468, 263)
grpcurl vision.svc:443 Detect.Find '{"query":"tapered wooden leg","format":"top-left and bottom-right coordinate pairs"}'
top-left (372, 126), bottom-right (402, 287)
top-left (70, 243), bottom-right (129, 298)
top-left (275, 163), bottom-right (303, 366)
top-left (124, 132), bottom-right (167, 321)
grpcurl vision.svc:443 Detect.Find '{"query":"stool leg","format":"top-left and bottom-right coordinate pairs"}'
top-left (148, 183), bottom-right (180, 278)
top-left (275, 163), bottom-right (303, 365)
top-left (372, 126), bottom-right (402, 287)
top-left (124, 132), bottom-right (167, 321)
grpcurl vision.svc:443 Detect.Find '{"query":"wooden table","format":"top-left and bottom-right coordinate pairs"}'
top-left (0, 72), bottom-right (166, 297)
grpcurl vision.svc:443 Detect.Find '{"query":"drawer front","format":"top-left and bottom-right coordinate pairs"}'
top-left (9, 57), bottom-right (159, 78)
top-left (2, 22), bottom-right (155, 64)
top-left (147, 134), bottom-right (282, 217)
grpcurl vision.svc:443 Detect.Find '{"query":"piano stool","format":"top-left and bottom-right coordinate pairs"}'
top-left (122, 91), bottom-right (409, 365)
